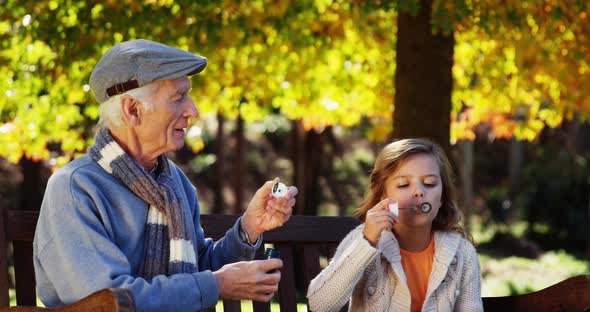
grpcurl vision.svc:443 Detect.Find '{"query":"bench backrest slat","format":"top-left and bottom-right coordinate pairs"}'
top-left (251, 247), bottom-right (271, 312)
top-left (0, 207), bottom-right (9, 306)
top-left (302, 245), bottom-right (321, 292)
top-left (221, 300), bottom-right (241, 312)
top-left (252, 300), bottom-right (271, 312)
top-left (1, 208), bottom-right (39, 307)
top-left (5, 210), bottom-right (37, 242)
top-left (199, 214), bottom-right (359, 243)
top-left (276, 244), bottom-right (297, 312)
top-left (13, 241), bottom-right (36, 306)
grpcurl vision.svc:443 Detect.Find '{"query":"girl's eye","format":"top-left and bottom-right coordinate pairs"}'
top-left (396, 184), bottom-right (408, 188)
top-left (424, 183), bottom-right (437, 187)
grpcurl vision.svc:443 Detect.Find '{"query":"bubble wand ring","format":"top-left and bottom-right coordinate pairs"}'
top-left (417, 202), bottom-right (432, 213)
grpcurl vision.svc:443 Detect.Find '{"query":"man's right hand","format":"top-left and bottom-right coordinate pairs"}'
top-left (213, 259), bottom-right (283, 302)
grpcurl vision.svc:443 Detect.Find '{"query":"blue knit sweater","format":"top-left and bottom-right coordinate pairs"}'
top-left (33, 155), bottom-right (261, 311)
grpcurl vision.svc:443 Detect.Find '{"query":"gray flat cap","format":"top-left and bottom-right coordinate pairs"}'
top-left (89, 39), bottom-right (207, 103)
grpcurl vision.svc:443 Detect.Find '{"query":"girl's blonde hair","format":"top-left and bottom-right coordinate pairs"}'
top-left (353, 138), bottom-right (468, 237)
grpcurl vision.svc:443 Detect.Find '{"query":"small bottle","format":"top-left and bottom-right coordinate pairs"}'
top-left (264, 248), bottom-right (281, 274)
top-left (264, 247), bottom-right (280, 259)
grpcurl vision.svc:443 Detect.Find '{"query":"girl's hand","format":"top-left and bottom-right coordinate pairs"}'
top-left (363, 198), bottom-right (398, 246)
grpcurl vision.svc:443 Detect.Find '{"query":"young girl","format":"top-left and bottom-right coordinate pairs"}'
top-left (307, 138), bottom-right (483, 311)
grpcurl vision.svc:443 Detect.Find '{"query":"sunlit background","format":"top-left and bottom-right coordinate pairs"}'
top-left (1, 0), bottom-right (589, 308)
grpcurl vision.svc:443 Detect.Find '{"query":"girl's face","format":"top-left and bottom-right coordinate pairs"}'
top-left (382, 153), bottom-right (443, 227)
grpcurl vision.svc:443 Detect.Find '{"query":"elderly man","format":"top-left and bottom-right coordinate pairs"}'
top-left (33, 39), bottom-right (297, 312)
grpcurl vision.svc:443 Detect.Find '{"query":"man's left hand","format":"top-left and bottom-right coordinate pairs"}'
top-left (242, 178), bottom-right (298, 243)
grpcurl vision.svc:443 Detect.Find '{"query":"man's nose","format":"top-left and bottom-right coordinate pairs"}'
top-left (184, 97), bottom-right (199, 118)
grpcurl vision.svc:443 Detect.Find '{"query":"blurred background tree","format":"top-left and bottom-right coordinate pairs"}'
top-left (1, 0), bottom-right (589, 297)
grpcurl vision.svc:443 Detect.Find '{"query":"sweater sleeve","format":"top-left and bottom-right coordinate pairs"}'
top-left (192, 208), bottom-right (262, 272)
top-left (306, 226), bottom-right (379, 312)
top-left (177, 161), bottom-right (262, 271)
top-left (34, 172), bottom-right (219, 312)
top-left (455, 240), bottom-right (484, 312)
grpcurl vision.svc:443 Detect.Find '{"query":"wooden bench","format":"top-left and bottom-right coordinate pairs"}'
top-left (1, 208), bottom-right (589, 311)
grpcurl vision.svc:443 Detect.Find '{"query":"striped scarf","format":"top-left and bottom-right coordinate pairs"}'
top-left (88, 127), bottom-right (197, 280)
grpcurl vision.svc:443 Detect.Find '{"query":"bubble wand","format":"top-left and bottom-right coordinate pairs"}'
top-left (271, 182), bottom-right (288, 198)
top-left (388, 201), bottom-right (432, 217)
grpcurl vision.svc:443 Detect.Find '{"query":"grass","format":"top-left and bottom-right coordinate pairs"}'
top-left (9, 289), bottom-right (14, 306)
top-left (471, 216), bottom-right (590, 296)
top-left (215, 301), bottom-right (308, 311)
top-left (479, 250), bottom-right (590, 296)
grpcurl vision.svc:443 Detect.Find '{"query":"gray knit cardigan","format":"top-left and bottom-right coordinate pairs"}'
top-left (307, 225), bottom-right (483, 312)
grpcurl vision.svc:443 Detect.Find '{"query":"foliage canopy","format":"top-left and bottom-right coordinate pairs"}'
top-left (1, 0), bottom-right (588, 164)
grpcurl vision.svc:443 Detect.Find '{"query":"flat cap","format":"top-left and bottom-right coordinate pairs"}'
top-left (89, 39), bottom-right (207, 103)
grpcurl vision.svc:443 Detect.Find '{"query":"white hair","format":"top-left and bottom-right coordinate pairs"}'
top-left (98, 81), bottom-right (160, 128)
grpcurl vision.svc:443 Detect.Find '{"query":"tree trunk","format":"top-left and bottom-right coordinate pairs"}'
top-left (575, 119), bottom-right (590, 260)
top-left (291, 120), bottom-right (306, 215)
top-left (587, 173), bottom-right (590, 261)
top-left (509, 138), bottom-right (523, 196)
top-left (212, 113), bottom-right (225, 214)
top-left (233, 114), bottom-right (245, 214)
top-left (303, 130), bottom-right (323, 216)
top-left (19, 158), bottom-right (43, 211)
top-left (393, 0), bottom-right (454, 153)
top-left (575, 119), bottom-right (590, 154)
top-left (509, 137), bottom-right (523, 224)
top-left (290, 123), bottom-right (324, 216)
top-left (320, 128), bottom-right (348, 216)
top-left (459, 139), bottom-right (473, 233)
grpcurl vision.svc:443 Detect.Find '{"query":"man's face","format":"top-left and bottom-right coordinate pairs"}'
top-left (136, 77), bottom-right (198, 157)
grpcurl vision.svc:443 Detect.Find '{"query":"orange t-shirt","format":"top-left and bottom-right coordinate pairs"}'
top-left (400, 237), bottom-right (435, 312)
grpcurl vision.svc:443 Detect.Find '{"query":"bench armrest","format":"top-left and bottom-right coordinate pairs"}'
top-left (0, 288), bottom-right (135, 312)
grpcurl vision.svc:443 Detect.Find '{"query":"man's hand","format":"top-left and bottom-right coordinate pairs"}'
top-left (214, 259), bottom-right (283, 302)
top-left (242, 178), bottom-right (298, 242)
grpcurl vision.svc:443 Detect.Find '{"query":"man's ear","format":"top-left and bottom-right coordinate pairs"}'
top-left (121, 96), bottom-right (141, 126)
